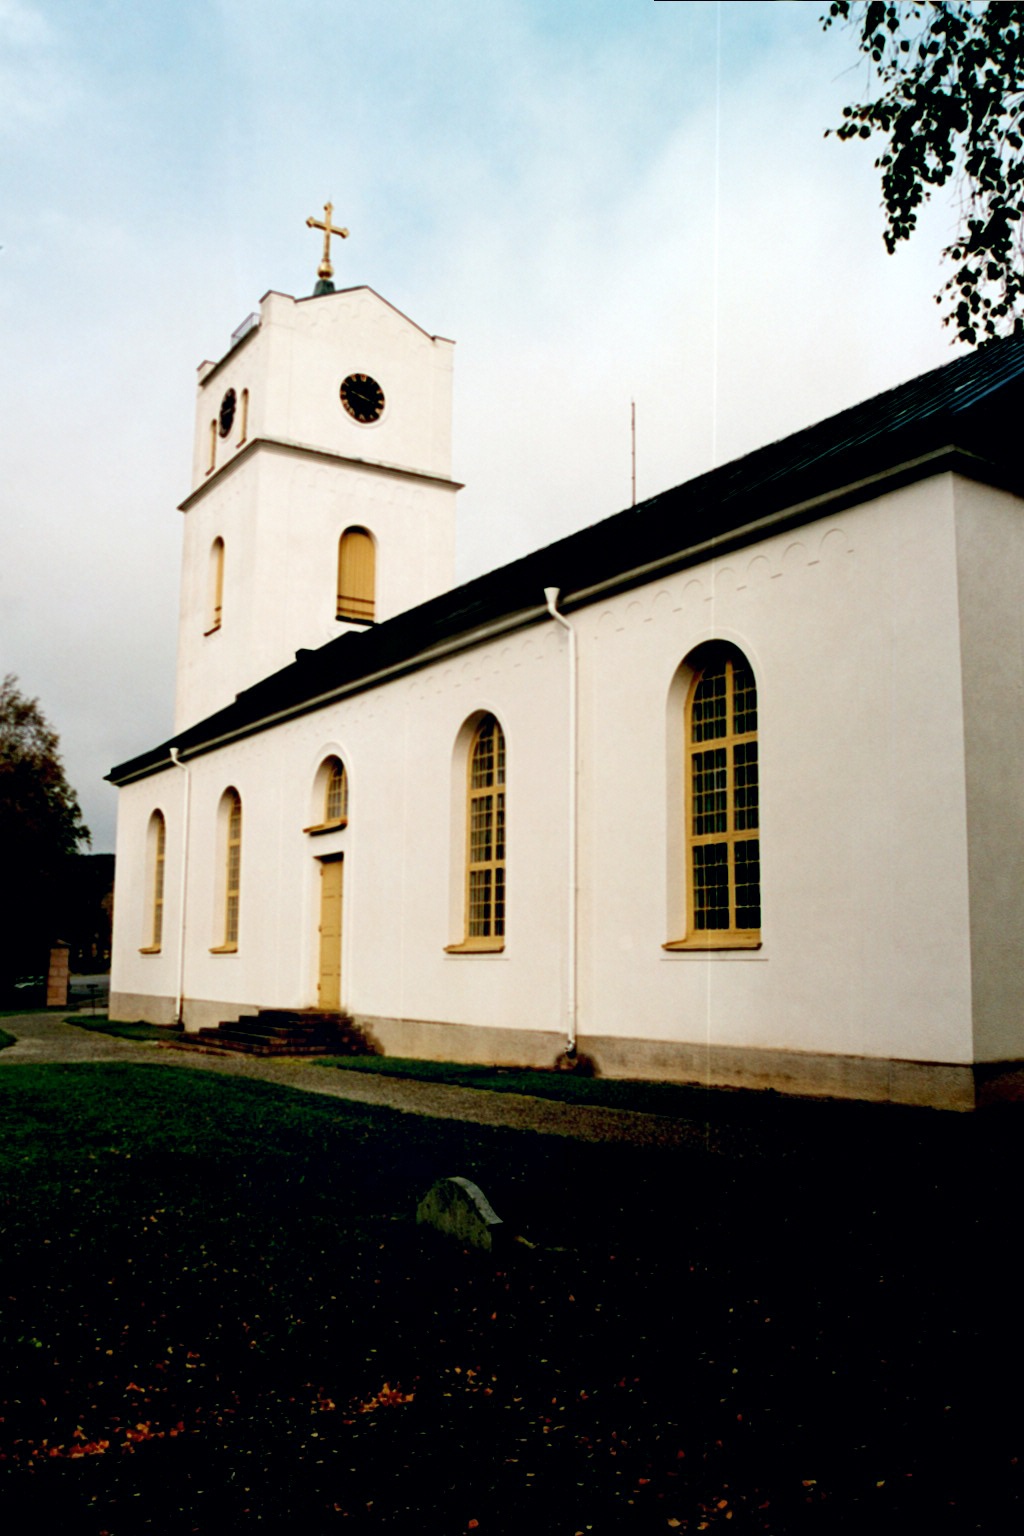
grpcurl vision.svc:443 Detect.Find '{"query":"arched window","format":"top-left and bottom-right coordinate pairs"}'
top-left (141, 810), bottom-right (166, 952)
top-left (324, 758), bottom-right (348, 824)
top-left (239, 388), bottom-right (249, 444)
top-left (206, 537), bottom-right (224, 633)
top-left (466, 715), bottom-right (506, 944)
top-left (337, 527), bottom-right (375, 622)
top-left (677, 646), bottom-right (760, 947)
top-left (208, 419), bottom-right (217, 473)
top-left (212, 789), bottom-right (242, 952)
top-left (304, 755), bottom-right (349, 834)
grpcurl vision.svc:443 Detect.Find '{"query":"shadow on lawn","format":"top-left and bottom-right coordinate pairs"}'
top-left (0, 1062), bottom-right (1020, 1533)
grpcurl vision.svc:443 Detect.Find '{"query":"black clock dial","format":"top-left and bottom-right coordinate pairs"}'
top-left (340, 373), bottom-right (385, 424)
top-left (219, 389), bottom-right (236, 437)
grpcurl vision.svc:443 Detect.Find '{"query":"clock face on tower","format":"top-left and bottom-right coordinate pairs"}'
top-left (340, 373), bottom-right (385, 424)
top-left (219, 389), bottom-right (236, 437)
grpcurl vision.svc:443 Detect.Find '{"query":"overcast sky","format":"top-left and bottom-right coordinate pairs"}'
top-left (1, 0), bottom-right (964, 852)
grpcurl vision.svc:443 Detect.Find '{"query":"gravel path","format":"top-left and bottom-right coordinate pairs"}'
top-left (0, 1012), bottom-right (701, 1149)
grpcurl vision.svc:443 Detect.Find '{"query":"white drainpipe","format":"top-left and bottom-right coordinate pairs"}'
top-left (169, 748), bottom-right (191, 1028)
top-left (543, 588), bottom-right (578, 1057)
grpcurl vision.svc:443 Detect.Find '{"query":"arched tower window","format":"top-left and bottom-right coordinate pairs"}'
top-left (239, 388), bottom-right (249, 444)
top-left (337, 527), bottom-right (376, 622)
top-left (466, 715), bottom-right (506, 944)
top-left (680, 645), bottom-right (760, 946)
top-left (207, 419), bottom-right (217, 474)
top-left (206, 537), bottom-right (225, 633)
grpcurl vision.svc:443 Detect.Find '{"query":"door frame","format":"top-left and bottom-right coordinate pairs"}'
top-left (316, 853), bottom-right (344, 1011)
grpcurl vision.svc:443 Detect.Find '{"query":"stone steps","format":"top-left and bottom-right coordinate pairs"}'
top-left (192, 1009), bottom-right (374, 1058)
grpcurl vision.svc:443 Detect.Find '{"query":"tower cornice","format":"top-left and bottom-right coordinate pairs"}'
top-left (178, 434), bottom-right (464, 513)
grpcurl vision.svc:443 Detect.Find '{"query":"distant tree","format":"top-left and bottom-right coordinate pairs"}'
top-left (64, 853), bottom-right (115, 972)
top-left (0, 675), bottom-right (91, 998)
top-left (822, 1), bottom-right (1024, 345)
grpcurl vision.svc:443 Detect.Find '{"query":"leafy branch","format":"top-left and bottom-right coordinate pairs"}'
top-left (823, 1), bottom-right (1024, 344)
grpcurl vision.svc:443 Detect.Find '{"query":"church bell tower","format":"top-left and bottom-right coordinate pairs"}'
top-left (173, 208), bottom-right (460, 732)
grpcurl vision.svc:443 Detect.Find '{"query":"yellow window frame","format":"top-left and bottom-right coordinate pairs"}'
top-left (448, 715), bottom-right (506, 952)
top-left (666, 649), bottom-right (761, 951)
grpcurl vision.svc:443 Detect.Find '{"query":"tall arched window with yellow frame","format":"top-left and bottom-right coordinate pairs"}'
top-left (680, 646), bottom-right (761, 947)
top-left (151, 810), bottom-right (166, 949)
top-left (140, 809), bottom-right (166, 954)
top-left (466, 715), bottom-right (505, 946)
top-left (211, 788), bottom-right (243, 953)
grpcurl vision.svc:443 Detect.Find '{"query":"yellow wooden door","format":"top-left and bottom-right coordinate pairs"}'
top-left (318, 857), bottom-right (344, 1010)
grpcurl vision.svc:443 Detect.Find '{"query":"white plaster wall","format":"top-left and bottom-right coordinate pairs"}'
top-left (116, 620), bottom-right (570, 1035)
top-left (191, 288), bottom-right (454, 492)
top-left (115, 474), bottom-right (984, 1068)
top-left (192, 331), bottom-right (257, 487)
top-left (174, 449), bottom-right (456, 729)
top-left (577, 478), bottom-right (975, 1066)
top-left (174, 458), bottom-right (258, 730)
top-left (953, 476), bottom-right (1024, 1060)
top-left (109, 765), bottom-right (184, 1024)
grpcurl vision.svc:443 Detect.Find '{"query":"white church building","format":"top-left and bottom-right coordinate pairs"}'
top-left (108, 252), bottom-right (1024, 1110)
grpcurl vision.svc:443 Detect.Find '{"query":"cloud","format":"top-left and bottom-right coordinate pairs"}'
top-left (0, 0), bottom-right (82, 147)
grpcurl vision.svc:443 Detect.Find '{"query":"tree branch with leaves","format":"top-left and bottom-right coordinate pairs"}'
top-left (823, 1), bottom-right (1024, 345)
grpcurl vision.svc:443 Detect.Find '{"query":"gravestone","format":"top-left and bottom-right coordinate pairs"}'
top-left (416, 1176), bottom-right (505, 1252)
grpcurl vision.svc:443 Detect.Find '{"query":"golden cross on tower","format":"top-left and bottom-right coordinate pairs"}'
top-left (306, 202), bottom-right (349, 289)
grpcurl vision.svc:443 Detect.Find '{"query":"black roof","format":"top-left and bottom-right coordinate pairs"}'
top-left (110, 336), bottom-right (1024, 784)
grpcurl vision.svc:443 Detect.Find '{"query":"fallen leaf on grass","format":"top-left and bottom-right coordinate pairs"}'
top-left (341, 1381), bottom-right (416, 1422)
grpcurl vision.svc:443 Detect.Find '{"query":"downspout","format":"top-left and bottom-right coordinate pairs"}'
top-left (169, 748), bottom-right (191, 1029)
top-left (543, 588), bottom-right (578, 1057)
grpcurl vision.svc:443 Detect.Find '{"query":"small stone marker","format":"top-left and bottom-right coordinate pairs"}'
top-left (416, 1176), bottom-right (505, 1252)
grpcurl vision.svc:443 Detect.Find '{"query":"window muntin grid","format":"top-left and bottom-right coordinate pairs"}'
top-left (467, 717), bottom-right (506, 941)
top-left (325, 759), bottom-right (348, 824)
top-left (687, 653), bottom-right (760, 939)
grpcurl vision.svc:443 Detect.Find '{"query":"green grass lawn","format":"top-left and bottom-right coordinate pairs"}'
top-left (0, 1062), bottom-right (1020, 1533)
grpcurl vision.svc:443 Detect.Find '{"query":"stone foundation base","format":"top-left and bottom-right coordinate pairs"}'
top-left (107, 993), bottom-right (1024, 1111)
top-left (357, 1014), bottom-right (1024, 1112)
top-left (109, 992), bottom-right (258, 1033)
